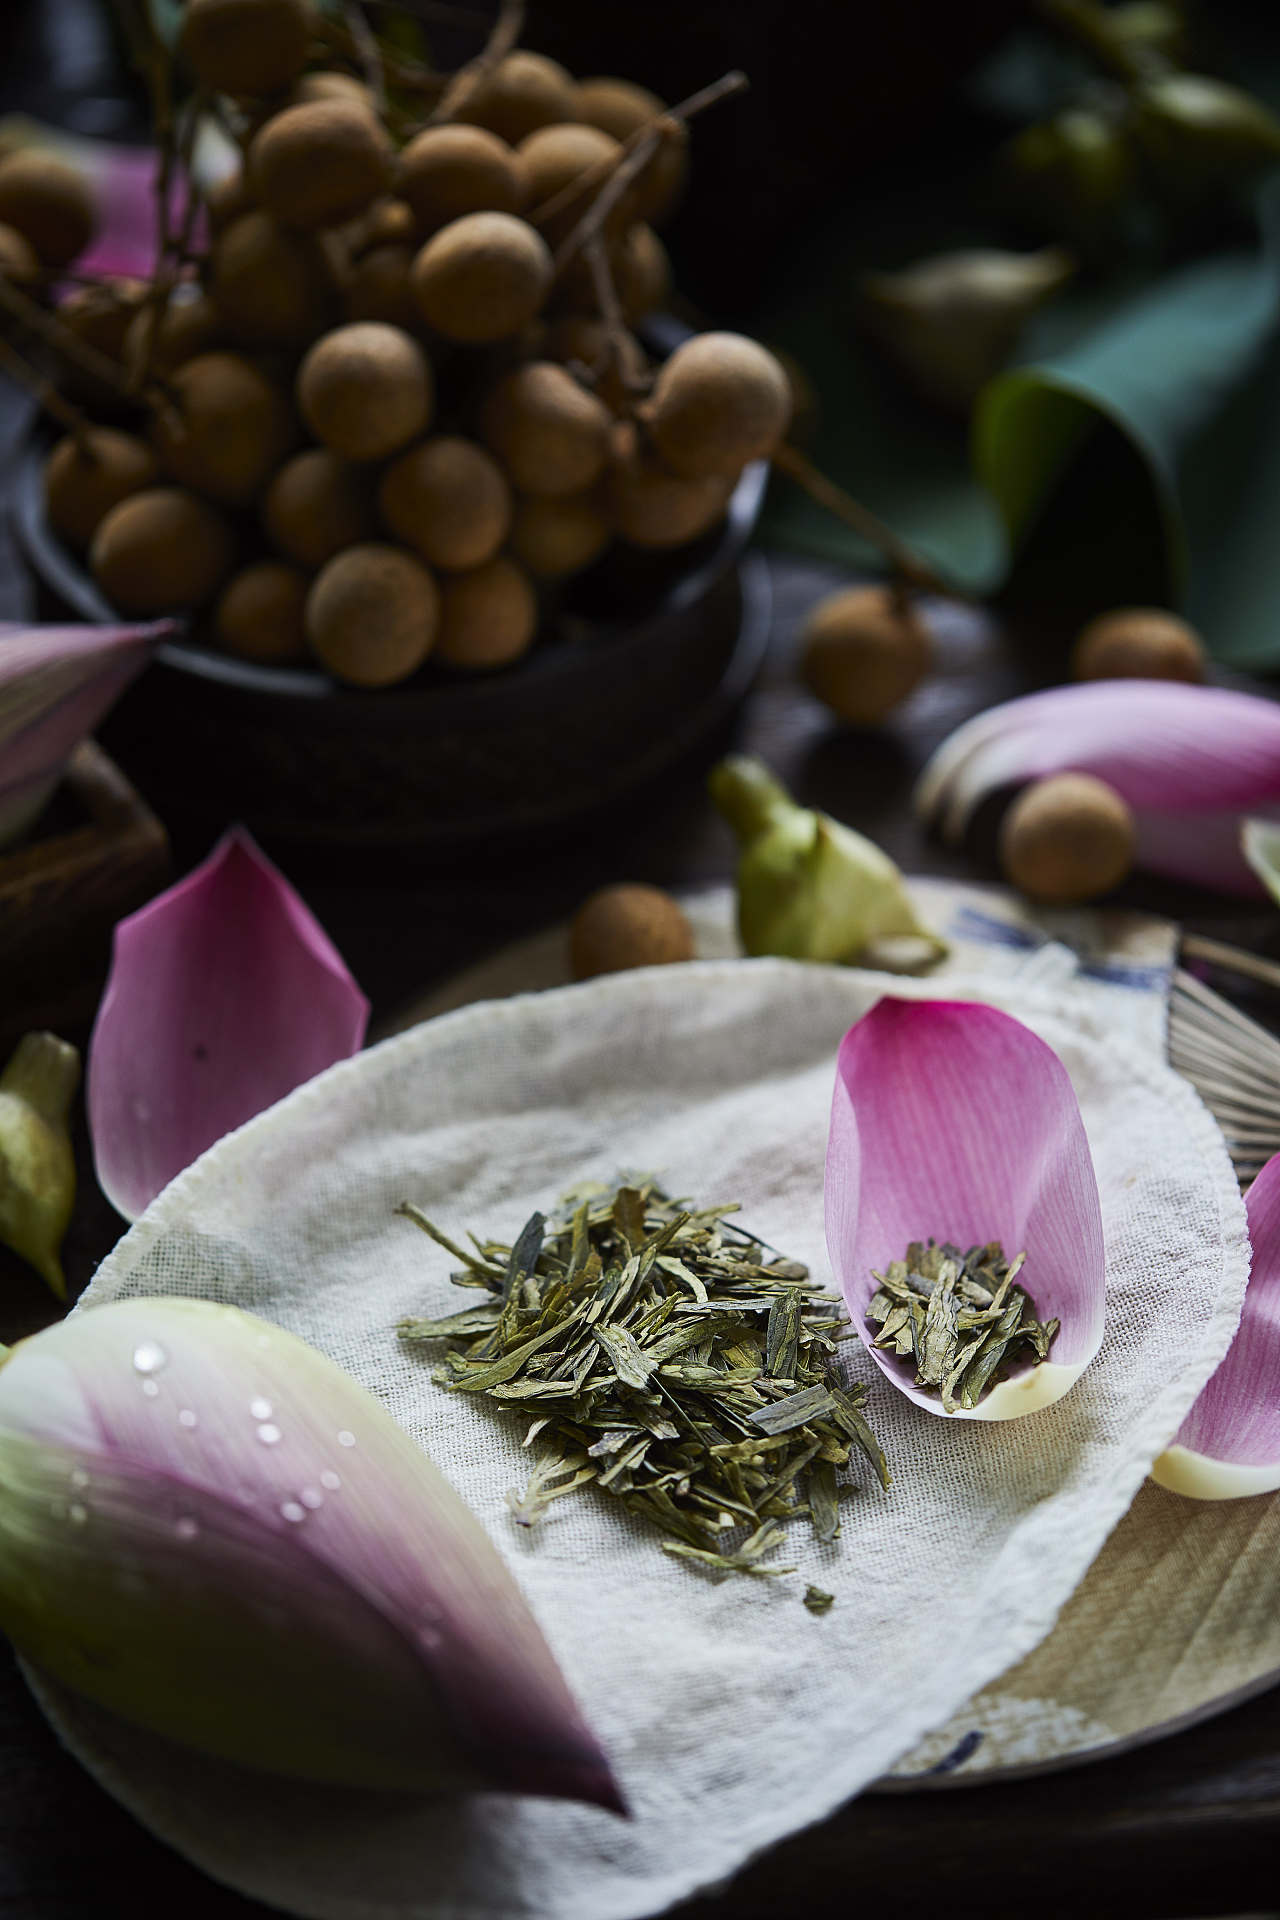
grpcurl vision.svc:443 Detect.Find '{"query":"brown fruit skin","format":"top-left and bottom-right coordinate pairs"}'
top-left (297, 322), bottom-right (432, 462)
top-left (292, 70), bottom-right (375, 112)
top-left (90, 487), bottom-right (235, 614)
top-left (569, 883), bottom-right (695, 980)
top-left (604, 421), bottom-right (734, 549)
top-left (999, 773), bottom-right (1136, 905)
top-left (517, 124), bottom-right (621, 243)
top-left (542, 314), bottom-right (646, 414)
top-left (305, 543), bottom-right (439, 687)
top-left (553, 222), bottom-right (670, 320)
top-left (410, 212), bottom-right (552, 344)
top-left (800, 586), bottom-right (932, 727)
top-left (455, 52), bottom-right (580, 146)
top-left (58, 277), bottom-right (147, 359)
top-left (1071, 607), bottom-right (1205, 683)
top-left (399, 126), bottom-right (527, 237)
top-left (434, 556), bottom-right (538, 669)
top-left (509, 491), bottom-right (610, 578)
top-left (0, 221), bottom-right (42, 286)
top-left (0, 150), bottom-right (96, 268)
top-left (645, 332), bottom-right (792, 479)
top-left (572, 79), bottom-right (688, 224)
top-left (378, 437), bottom-right (510, 571)
top-left (179, 0), bottom-right (313, 97)
top-left (215, 560), bottom-right (310, 663)
top-left (151, 351), bottom-right (295, 507)
top-left (44, 428), bottom-right (159, 551)
top-left (343, 243), bottom-right (417, 331)
top-left (205, 167), bottom-right (256, 233)
top-left (263, 447), bottom-right (375, 567)
top-left (480, 361), bottom-right (611, 497)
top-left (211, 210), bottom-right (337, 345)
top-left (250, 100), bottom-right (394, 231)
top-left (123, 288), bottom-right (226, 379)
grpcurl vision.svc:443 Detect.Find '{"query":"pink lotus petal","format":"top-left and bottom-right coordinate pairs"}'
top-left (0, 622), bottom-right (170, 846)
top-left (88, 829), bottom-right (369, 1220)
top-left (0, 1296), bottom-right (622, 1808)
top-left (826, 998), bottom-right (1106, 1420)
top-left (1152, 1152), bottom-right (1280, 1499)
top-left (915, 679), bottom-right (1280, 895)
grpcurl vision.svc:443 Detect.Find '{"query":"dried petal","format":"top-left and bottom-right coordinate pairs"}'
top-left (87, 829), bottom-right (368, 1220)
top-left (826, 998), bottom-right (1105, 1419)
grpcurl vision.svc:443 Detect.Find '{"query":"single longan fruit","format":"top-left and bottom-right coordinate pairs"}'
top-left (180, 0), bottom-right (313, 97)
top-left (0, 221), bottom-right (41, 286)
top-left (434, 555), bottom-right (538, 669)
top-left (151, 351), bottom-right (295, 507)
top-left (999, 773), bottom-right (1136, 905)
top-left (480, 361), bottom-right (611, 497)
top-left (518, 123), bottom-right (621, 240)
top-left (58, 277), bottom-right (147, 359)
top-left (604, 421), bottom-right (733, 548)
top-left (614, 222), bottom-right (671, 320)
top-left (509, 491), bottom-right (610, 578)
top-left (348, 197), bottom-right (416, 253)
top-left (343, 242), bottom-right (417, 330)
top-left (644, 331), bottom-right (792, 479)
top-left (378, 436), bottom-right (510, 570)
top-left (1071, 606), bottom-right (1205, 683)
top-left (0, 150), bottom-right (96, 267)
top-left (250, 100), bottom-right (394, 230)
top-left (573, 77), bottom-right (666, 140)
top-left (90, 487), bottom-right (235, 613)
top-left (211, 209), bottom-right (337, 344)
top-left (44, 428), bottom-right (159, 550)
top-left (205, 167), bottom-right (256, 232)
top-left (263, 446), bottom-right (375, 566)
top-left (573, 79), bottom-right (688, 224)
top-left (410, 211), bottom-right (552, 344)
top-left (297, 321), bottom-right (432, 460)
top-left (399, 126), bottom-right (527, 236)
top-left (306, 542), bottom-right (439, 686)
top-left (292, 70), bottom-right (375, 111)
top-left (542, 313), bottom-right (646, 413)
top-left (800, 585), bottom-right (932, 726)
top-left (123, 286), bottom-right (226, 378)
top-left (455, 51), bottom-right (580, 146)
top-left (569, 883), bottom-right (695, 980)
top-left (215, 559), bottom-right (310, 662)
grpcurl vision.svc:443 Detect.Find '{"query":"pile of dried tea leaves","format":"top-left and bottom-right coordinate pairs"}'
top-left (867, 1239), bottom-right (1059, 1413)
top-left (397, 1180), bottom-right (890, 1578)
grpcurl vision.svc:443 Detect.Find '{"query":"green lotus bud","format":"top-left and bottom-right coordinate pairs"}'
top-left (1005, 110), bottom-right (1135, 261)
top-left (709, 755), bottom-right (946, 971)
top-left (0, 1032), bottom-right (78, 1300)
top-left (858, 247), bottom-right (1075, 416)
top-left (1132, 74), bottom-right (1280, 200)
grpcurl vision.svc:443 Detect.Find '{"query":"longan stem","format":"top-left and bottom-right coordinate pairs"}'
top-left (0, 270), bottom-right (172, 409)
top-left (428, 0), bottom-right (524, 125)
top-left (771, 442), bottom-right (964, 600)
top-left (314, 16), bottom-right (444, 97)
top-left (0, 334), bottom-right (95, 450)
top-left (343, 0), bottom-right (388, 116)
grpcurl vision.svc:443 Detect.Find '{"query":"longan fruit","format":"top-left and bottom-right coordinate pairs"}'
top-left (90, 487), bottom-right (235, 613)
top-left (399, 126), bottom-right (527, 236)
top-left (573, 78), bottom-right (688, 224)
top-left (377, 436), bottom-right (510, 570)
top-left (518, 123), bottom-right (621, 241)
top-left (455, 51), bottom-right (579, 146)
top-left (800, 585), bottom-right (932, 726)
top-left (57, 277), bottom-right (147, 359)
top-left (644, 331), bottom-right (792, 478)
top-left (409, 211), bottom-right (552, 344)
top-left (434, 555), bottom-right (538, 669)
top-left (999, 773), bottom-right (1136, 904)
top-left (122, 286), bottom-right (226, 378)
top-left (542, 314), bottom-right (646, 412)
top-left (211, 209), bottom-right (337, 345)
top-left (509, 491), bottom-right (610, 578)
top-left (44, 428), bottom-right (159, 550)
top-left (569, 883), bottom-right (695, 979)
top-left (343, 242), bottom-right (417, 330)
top-left (0, 222), bottom-right (41, 286)
top-left (297, 321), bottom-right (432, 460)
top-left (1071, 607), bottom-right (1205, 683)
top-left (180, 0), bottom-right (313, 98)
top-left (480, 360), bottom-right (611, 496)
top-left (215, 559), bottom-right (309, 662)
top-left (151, 351), bottom-right (295, 506)
top-left (292, 70), bottom-right (375, 111)
top-left (205, 167), bottom-right (255, 233)
top-left (614, 223), bottom-right (671, 320)
top-left (349, 197), bottom-right (416, 253)
top-left (263, 446), bottom-right (375, 566)
top-left (0, 150), bottom-right (96, 268)
top-left (305, 543), bottom-right (439, 686)
top-left (603, 421), bottom-right (733, 548)
top-left (250, 99), bottom-right (394, 231)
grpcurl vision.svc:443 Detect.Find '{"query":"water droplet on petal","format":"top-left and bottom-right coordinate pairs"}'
top-left (280, 1501), bottom-right (306, 1523)
top-left (69, 1468), bottom-right (90, 1489)
top-left (320, 1469), bottom-right (341, 1490)
top-left (175, 1516), bottom-right (198, 1540)
top-left (257, 1423), bottom-right (282, 1446)
top-left (179, 1409), bottom-right (198, 1429)
top-left (69, 1503), bottom-right (88, 1525)
top-left (132, 1342), bottom-right (167, 1375)
top-left (300, 1487), bottom-right (324, 1509)
top-left (250, 1397), bottom-right (272, 1421)
top-left (337, 1430), bottom-right (356, 1448)
top-left (141, 1379), bottom-right (160, 1398)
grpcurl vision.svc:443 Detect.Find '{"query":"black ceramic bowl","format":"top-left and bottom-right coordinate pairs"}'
top-left (13, 426), bottom-right (771, 851)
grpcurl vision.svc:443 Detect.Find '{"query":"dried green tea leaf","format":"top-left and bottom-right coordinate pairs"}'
top-left (868, 1238), bottom-right (1057, 1411)
top-left (803, 1585), bottom-right (836, 1615)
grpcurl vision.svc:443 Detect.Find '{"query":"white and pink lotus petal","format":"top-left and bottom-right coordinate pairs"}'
top-left (826, 996), bottom-right (1105, 1419)
top-left (87, 829), bottom-right (369, 1221)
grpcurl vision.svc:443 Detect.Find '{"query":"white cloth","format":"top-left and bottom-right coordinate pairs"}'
top-left (30, 959), bottom-right (1247, 1920)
